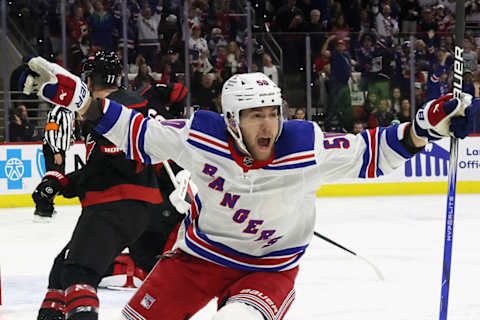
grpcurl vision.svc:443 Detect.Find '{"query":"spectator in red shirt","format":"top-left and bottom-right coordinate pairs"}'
top-left (67, 5), bottom-right (89, 74)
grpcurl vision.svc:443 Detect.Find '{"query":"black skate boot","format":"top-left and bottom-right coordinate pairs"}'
top-left (37, 308), bottom-right (65, 320)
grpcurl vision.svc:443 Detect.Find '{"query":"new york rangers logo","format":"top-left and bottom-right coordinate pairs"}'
top-left (140, 293), bottom-right (156, 310)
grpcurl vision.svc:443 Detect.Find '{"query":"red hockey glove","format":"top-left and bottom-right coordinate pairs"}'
top-left (413, 93), bottom-right (478, 142)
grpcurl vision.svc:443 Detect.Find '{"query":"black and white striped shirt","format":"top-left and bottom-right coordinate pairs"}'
top-left (43, 105), bottom-right (75, 153)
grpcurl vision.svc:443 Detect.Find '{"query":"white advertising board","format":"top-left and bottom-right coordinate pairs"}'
top-left (0, 142), bottom-right (86, 195)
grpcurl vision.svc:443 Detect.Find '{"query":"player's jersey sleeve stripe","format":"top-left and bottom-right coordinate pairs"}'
top-left (271, 153), bottom-right (315, 165)
top-left (189, 132), bottom-right (229, 149)
top-left (127, 112), bottom-right (144, 162)
top-left (138, 118), bottom-right (152, 164)
top-left (385, 123), bottom-right (412, 159)
top-left (359, 130), bottom-right (371, 178)
top-left (96, 99), bottom-right (122, 135)
top-left (367, 128), bottom-right (378, 178)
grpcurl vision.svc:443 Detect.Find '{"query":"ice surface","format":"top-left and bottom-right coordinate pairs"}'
top-left (1, 195), bottom-right (479, 319)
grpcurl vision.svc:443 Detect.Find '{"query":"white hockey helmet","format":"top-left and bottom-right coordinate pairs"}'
top-left (221, 72), bottom-right (284, 155)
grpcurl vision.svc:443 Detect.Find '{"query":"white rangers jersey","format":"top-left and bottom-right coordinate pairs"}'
top-left (95, 99), bottom-right (414, 272)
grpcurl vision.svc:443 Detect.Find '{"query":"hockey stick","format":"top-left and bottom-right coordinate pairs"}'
top-left (438, 1), bottom-right (465, 319)
top-left (313, 231), bottom-right (384, 281)
top-left (163, 160), bottom-right (178, 188)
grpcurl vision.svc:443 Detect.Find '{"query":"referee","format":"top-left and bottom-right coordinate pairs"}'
top-left (34, 105), bottom-right (75, 221)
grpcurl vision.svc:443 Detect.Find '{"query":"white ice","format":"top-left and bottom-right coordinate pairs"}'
top-left (1, 195), bottom-right (479, 319)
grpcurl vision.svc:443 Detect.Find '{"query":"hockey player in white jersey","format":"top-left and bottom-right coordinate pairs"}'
top-left (20, 56), bottom-right (480, 319)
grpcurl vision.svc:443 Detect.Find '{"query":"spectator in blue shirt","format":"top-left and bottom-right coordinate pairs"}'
top-left (426, 50), bottom-right (452, 101)
top-left (321, 34), bottom-right (353, 132)
top-left (88, 1), bottom-right (115, 50)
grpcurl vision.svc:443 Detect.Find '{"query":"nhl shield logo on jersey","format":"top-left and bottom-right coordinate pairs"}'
top-left (243, 156), bottom-right (253, 167)
top-left (140, 293), bottom-right (156, 309)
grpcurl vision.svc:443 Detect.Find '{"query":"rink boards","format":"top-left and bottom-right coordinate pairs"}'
top-left (0, 136), bottom-right (479, 208)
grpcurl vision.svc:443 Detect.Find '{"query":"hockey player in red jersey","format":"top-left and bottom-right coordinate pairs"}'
top-left (21, 57), bottom-right (480, 319)
top-left (29, 52), bottom-right (187, 320)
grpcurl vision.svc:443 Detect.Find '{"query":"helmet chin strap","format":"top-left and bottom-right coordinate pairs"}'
top-left (226, 125), bottom-right (252, 157)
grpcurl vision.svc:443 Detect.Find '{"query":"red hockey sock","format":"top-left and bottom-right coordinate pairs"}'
top-left (64, 284), bottom-right (99, 319)
top-left (40, 289), bottom-right (65, 313)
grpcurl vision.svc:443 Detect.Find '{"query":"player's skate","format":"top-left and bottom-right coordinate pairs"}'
top-left (98, 253), bottom-right (146, 290)
top-left (37, 308), bottom-right (65, 320)
top-left (37, 289), bottom-right (65, 320)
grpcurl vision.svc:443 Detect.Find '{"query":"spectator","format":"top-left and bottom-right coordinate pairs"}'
top-left (215, 44), bottom-right (227, 71)
top-left (375, 4), bottom-right (399, 39)
top-left (463, 38), bottom-right (478, 74)
top-left (368, 38), bottom-right (395, 103)
top-left (397, 98), bottom-right (412, 123)
top-left (67, 5), bottom-right (89, 74)
top-left (306, 9), bottom-right (327, 57)
top-left (293, 108), bottom-right (306, 120)
top-left (321, 35), bottom-right (353, 132)
top-left (113, 0), bottom-right (138, 64)
top-left (87, 1), bottom-right (115, 51)
top-left (162, 47), bottom-right (185, 80)
top-left (262, 53), bottom-right (283, 88)
top-left (359, 8), bottom-right (374, 34)
top-left (331, 14), bottom-right (350, 49)
top-left (390, 87), bottom-right (402, 114)
top-left (8, 111), bottom-right (25, 142)
top-left (393, 41), bottom-right (425, 99)
top-left (415, 82), bottom-right (426, 107)
top-left (192, 73), bottom-right (220, 112)
top-left (352, 120), bottom-right (366, 134)
top-left (208, 27), bottom-right (228, 62)
top-left (9, 105), bottom-right (39, 141)
top-left (129, 54), bottom-right (151, 75)
top-left (274, 0), bottom-right (306, 71)
top-left (133, 63), bottom-right (155, 90)
top-left (358, 91), bottom-right (377, 123)
top-left (137, 6), bottom-right (162, 70)
top-left (418, 7), bottom-right (437, 33)
top-left (158, 14), bottom-right (180, 55)
top-left (463, 71), bottom-right (475, 97)
top-left (426, 50), bottom-right (452, 101)
top-left (399, 0), bottom-right (421, 35)
top-left (158, 63), bottom-right (172, 85)
top-left (189, 25), bottom-right (213, 74)
top-left (356, 34), bottom-right (376, 90)
top-left (368, 98), bottom-right (395, 128)
top-left (223, 41), bottom-right (244, 78)
top-left (215, 0), bottom-right (232, 36)
top-left (274, 0), bottom-right (305, 32)
top-left (434, 4), bottom-right (453, 39)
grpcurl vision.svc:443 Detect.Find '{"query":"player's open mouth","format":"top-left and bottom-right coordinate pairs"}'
top-left (258, 137), bottom-right (271, 147)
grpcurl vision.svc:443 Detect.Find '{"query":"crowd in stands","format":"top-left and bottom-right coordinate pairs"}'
top-left (6, 0), bottom-right (480, 141)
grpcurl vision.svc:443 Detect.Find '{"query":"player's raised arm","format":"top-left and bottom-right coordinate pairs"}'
top-left (19, 56), bottom-right (189, 165)
top-left (317, 94), bottom-right (480, 182)
top-left (85, 97), bottom-right (190, 165)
